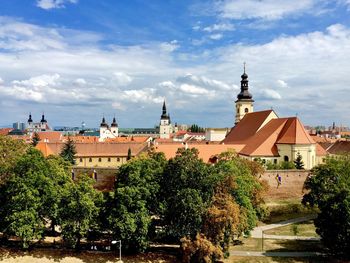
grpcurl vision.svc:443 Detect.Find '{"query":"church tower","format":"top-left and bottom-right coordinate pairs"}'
top-left (110, 116), bottom-right (119, 137)
top-left (159, 100), bottom-right (172, 139)
top-left (235, 64), bottom-right (254, 125)
top-left (99, 116), bottom-right (108, 141)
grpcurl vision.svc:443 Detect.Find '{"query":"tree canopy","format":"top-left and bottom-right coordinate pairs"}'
top-left (303, 155), bottom-right (350, 258)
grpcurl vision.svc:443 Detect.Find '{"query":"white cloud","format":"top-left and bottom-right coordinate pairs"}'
top-left (160, 40), bottom-right (179, 52)
top-left (259, 89), bottom-right (282, 100)
top-left (203, 23), bottom-right (235, 32)
top-left (215, 0), bottom-right (316, 20)
top-left (0, 77), bottom-right (3, 85)
top-left (113, 72), bottom-right (133, 86)
top-left (176, 74), bottom-right (235, 91)
top-left (277, 80), bottom-right (288, 88)
top-left (209, 33), bottom-right (223, 40)
top-left (74, 78), bottom-right (87, 86)
top-left (36, 0), bottom-right (78, 10)
top-left (179, 84), bottom-right (211, 95)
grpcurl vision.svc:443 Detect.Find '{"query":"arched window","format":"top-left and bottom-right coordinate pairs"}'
top-left (245, 108), bottom-right (249, 113)
top-left (284, 156), bottom-right (289, 162)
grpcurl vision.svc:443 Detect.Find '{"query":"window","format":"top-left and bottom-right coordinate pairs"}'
top-left (117, 157), bottom-right (120, 162)
top-left (245, 108), bottom-right (249, 113)
top-left (89, 158), bottom-right (92, 162)
top-left (274, 159), bottom-right (277, 164)
top-left (80, 158), bottom-right (83, 162)
top-left (108, 157), bottom-right (111, 162)
top-left (284, 156), bottom-right (289, 162)
top-left (98, 158), bottom-right (102, 162)
top-left (237, 108), bottom-right (239, 114)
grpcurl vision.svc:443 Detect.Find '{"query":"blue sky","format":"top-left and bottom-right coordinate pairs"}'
top-left (1, 0), bottom-right (350, 128)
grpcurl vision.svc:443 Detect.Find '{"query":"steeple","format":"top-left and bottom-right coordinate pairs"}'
top-left (235, 63), bottom-right (254, 125)
top-left (41, 113), bottom-right (47, 123)
top-left (100, 116), bottom-right (108, 127)
top-left (161, 100), bottom-right (169, 120)
top-left (111, 116), bottom-right (118, 127)
top-left (28, 113), bottom-right (33, 123)
top-left (237, 62), bottom-right (253, 101)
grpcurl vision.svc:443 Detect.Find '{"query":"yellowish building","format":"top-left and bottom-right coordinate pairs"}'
top-left (36, 141), bottom-right (148, 168)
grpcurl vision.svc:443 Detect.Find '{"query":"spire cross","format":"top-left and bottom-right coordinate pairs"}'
top-left (243, 62), bottom-right (246, 73)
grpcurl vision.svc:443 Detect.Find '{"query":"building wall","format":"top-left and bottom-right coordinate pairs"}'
top-left (277, 144), bottom-right (316, 170)
top-left (235, 100), bottom-right (253, 124)
top-left (75, 156), bottom-right (128, 168)
top-left (205, 129), bottom-right (228, 142)
top-left (99, 127), bottom-right (118, 142)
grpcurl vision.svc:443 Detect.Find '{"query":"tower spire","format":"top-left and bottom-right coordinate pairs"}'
top-left (161, 100), bottom-right (169, 120)
top-left (28, 112), bottom-right (33, 123)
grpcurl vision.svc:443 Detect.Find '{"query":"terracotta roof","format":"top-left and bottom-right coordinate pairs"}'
top-left (36, 142), bottom-right (148, 157)
top-left (104, 136), bottom-right (151, 143)
top-left (316, 143), bottom-right (328, 156)
top-left (310, 135), bottom-right (333, 143)
top-left (0, 128), bottom-right (13, 135)
top-left (36, 131), bottom-right (63, 143)
top-left (154, 143), bottom-right (243, 162)
top-left (70, 136), bottom-right (99, 143)
top-left (239, 118), bottom-right (288, 157)
top-left (222, 110), bottom-right (276, 144)
top-left (327, 141), bottom-right (350, 155)
top-left (276, 117), bottom-right (315, 144)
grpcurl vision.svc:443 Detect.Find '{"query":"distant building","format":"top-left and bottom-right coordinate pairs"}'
top-left (99, 116), bottom-right (119, 142)
top-left (27, 113), bottom-right (51, 134)
top-left (159, 101), bottom-right (178, 139)
top-left (205, 128), bottom-right (230, 142)
top-left (13, 122), bottom-right (26, 131)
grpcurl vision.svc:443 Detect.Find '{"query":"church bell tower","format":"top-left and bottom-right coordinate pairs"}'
top-left (235, 63), bottom-right (254, 125)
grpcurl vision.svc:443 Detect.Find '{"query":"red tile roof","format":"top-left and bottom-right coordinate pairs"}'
top-left (0, 128), bottom-right (13, 135)
top-left (222, 110), bottom-right (276, 144)
top-left (276, 117), bottom-right (315, 144)
top-left (239, 118), bottom-right (288, 157)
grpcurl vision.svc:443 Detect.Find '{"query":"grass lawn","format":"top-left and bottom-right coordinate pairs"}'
top-left (264, 221), bottom-right (318, 237)
top-left (263, 198), bottom-right (318, 224)
top-left (231, 238), bottom-right (324, 253)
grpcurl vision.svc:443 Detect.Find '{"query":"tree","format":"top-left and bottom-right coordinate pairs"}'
top-left (60, 137), bottom-right (77, 165)
top-left (294, 152), bottom-right (304, 169)
top-left (31, 132), bottom-right (41, 147)
top-left (0, 148), bottom-right (67, 248)
top-left (303, 156), bottom-right (350, 258)
top-left (59, 174), bottom-right (102, 248)
top-left (108, 152), bottom-right (166, 252)
top-left (0, 135), bottom-right (28, 183)
top-left (161, 148), bottom-right (215, 240)
top-left (188, 124), bottom-right (205, 133)
top-left (127, 147), bottom-right (132, 161)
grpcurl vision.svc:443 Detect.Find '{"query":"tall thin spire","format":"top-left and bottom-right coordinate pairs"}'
top-left (100, 115), bottom-right (108, 127)
top-left (243, 61), bottom-right (246, 74)
top-left (161, 100), bottom-right (169, 120)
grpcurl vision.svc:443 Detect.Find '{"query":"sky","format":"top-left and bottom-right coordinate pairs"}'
top-left (1, 0), bottom-right (350, 128)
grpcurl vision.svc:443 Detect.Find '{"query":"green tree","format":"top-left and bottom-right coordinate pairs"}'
top-left (127, 147), bottom-right (132, 161)
top-left (303, 156), bottom-right (350, 258)
top-left (0, 148), bottom-right (66, 248)
top-left (59, 174), bottom-right (102, 248)
top-left (60, 137), bottom-right (77, 165)
top-left (279, 161), bottom-right (295, 170)
top-left (161, 148), bottom-right (215, 240)
top-left (294, 152), bottom-right (304, 169)
top-left (31, 132), bottom-right (40, 147)
top-left (108, 152), bottom-right (166, 252)
top-left (0, 135), bottom-right (28, 183)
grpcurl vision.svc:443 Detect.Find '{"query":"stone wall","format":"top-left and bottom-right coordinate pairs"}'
top-left (261, 169), bottom-right (310, 200)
